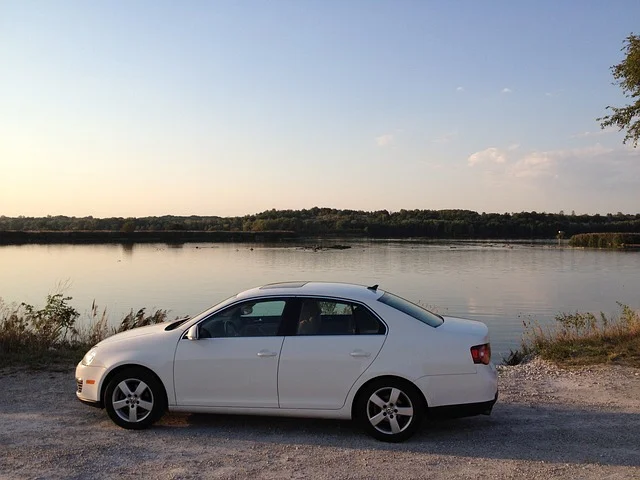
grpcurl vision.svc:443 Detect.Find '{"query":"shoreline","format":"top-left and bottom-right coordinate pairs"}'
top-left (0, 230), bottom-right (299, 245)
top-left (2, 231), bottom-right (637, 249)
top-left (0, 231), bottom-right (567, 246)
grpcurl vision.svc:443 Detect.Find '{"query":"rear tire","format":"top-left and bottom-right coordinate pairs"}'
top-left (104, 368), bottom-right (166, 430)
top-left (355, 378), bottom-right (424, 442)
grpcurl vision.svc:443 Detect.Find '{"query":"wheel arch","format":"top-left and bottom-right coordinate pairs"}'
top-left (100, 364), bottom-right (169, 411)
top-left (350, 375), bottom-right (428, 420)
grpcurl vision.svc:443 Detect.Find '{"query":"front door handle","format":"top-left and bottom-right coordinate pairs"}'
top-left (257, 350), bottom-right (277, 357)
top-left (350, 350), bottom-right (371, 358)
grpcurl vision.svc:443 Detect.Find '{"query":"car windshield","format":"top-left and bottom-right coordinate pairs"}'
top-left (377, 292), bottom-right (444, 327)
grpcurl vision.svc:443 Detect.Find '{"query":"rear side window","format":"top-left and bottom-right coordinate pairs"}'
top-left (295, 299), bottom-right (386, 335)
top-left (377, 292), bottom-right (443, 327)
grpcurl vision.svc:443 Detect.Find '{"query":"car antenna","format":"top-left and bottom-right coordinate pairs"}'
top-left (367, 284), bottom-right (379, 291)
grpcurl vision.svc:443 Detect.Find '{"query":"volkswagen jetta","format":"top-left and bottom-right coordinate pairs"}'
top-left (76, 282), bottom-right (497, 442)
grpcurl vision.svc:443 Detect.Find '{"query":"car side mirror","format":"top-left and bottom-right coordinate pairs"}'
top-left (186, 324), bottom-right (199, 340)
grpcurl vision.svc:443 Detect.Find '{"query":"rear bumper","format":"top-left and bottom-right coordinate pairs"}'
top-left (428, 392), bottom-right (498, 419)
top-left (415, 363), bottom-right (498, 408)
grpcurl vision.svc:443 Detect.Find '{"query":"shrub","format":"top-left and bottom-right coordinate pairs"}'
top-left (510, 304), bottom-right (640, 367)
top-left (0, 295), bottom-right (184, 367)
top-left (0, 294), bottom-right (79, 354)
top-left (569, 233), bottom-right (640, 249)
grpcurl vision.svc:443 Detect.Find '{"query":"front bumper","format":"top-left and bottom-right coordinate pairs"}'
top-left (75, 363), bottom-right (107, 407)
top-left (77, 396), bottom-right (103, 409)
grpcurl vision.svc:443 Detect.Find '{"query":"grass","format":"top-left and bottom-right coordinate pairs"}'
top-left (569, 233), bottom-right (640, 249)
top-left (0, 295), bottom-right (183, 368)
top-left (504, 303), bottom-right (640, 368)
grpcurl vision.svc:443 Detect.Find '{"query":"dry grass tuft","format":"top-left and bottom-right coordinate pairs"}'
top-left (506, 303), bottom-right (640, 367)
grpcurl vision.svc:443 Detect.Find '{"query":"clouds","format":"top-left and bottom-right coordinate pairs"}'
top-left (375, 134), bottom-right (394, 147)
top-left (455, 86), bottom-right (513, 94)
top-left (510, 152), bottom-right (554, 178)
top-left (467, 143), bottom-right (640, 186)
top-left (511, 144), bottom-right (618, 179)
top-left (468, 147), bottom-right (507, 166)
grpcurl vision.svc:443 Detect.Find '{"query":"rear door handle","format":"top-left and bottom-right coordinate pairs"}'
top-left (350, 350), bottom-right (371, 358)
top-left (257, 350), bottom-right (277, 357)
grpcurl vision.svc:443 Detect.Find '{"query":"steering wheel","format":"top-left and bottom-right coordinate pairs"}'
top-left (223, 320), bottom-right (240, 337)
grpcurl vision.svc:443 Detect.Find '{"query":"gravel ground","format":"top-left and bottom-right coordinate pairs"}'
top-left (1, 359), bottom-right (639, 479)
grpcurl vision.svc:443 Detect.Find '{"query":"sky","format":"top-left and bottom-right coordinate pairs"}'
top-left (1, 1), bottom-right (639, 217)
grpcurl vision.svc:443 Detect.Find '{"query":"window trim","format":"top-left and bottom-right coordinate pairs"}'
top-left (183, 294), bottom-right (389, 338)
top-left (292, 296), bottom-right (387, 336)
top-left (184, 297), bottom-right (293, 339)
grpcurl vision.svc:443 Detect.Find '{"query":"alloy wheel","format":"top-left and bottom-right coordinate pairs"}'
top-left (366, 387), bottom-right (414, 435)
top-left (111, 378), bottom-right (155, 424)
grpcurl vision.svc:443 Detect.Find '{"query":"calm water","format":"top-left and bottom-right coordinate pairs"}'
top-left (1, 241), bottom-right (639, 358)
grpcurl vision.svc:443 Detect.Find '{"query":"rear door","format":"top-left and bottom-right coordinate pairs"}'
top-left (277, 298), bottom-right (386, 409)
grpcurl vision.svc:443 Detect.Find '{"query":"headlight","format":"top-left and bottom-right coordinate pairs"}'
top-left (82, 348), bottom-right (98, 366)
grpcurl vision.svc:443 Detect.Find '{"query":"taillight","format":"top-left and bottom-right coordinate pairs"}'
top-left (470, 343), bottom-right (491, 365)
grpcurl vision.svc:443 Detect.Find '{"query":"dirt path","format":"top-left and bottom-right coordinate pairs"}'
top-left (1, 359), bottom-right (639, 479)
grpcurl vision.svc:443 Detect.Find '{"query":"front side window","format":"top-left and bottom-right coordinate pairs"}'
top-left (296, 299), bottom-right (385, 335)
top-left (377, 292), bottom-right (443, 327)
top-left (199, 299), bottom-right (286, 338)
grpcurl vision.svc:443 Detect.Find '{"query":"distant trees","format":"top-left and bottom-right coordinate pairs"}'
top-left (1, 209), bottom-right (640, 239)
top-left (599, 34), bottom-right (640, 147)
top-left (120, 219), bottom-right (136, 233)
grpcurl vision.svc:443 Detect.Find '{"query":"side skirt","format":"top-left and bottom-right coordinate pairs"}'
top-left (168, 405), bottom-right (352, 420)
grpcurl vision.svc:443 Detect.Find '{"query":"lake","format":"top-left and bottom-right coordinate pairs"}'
top-left (1, 240), bottom-right (638, 359)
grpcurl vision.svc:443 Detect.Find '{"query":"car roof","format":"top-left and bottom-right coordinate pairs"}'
top-left (235, 281), bottom-right (385, 303)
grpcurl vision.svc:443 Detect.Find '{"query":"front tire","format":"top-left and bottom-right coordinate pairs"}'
top-left (104, 368), bottom-right (165, 430)
top-left (356, 378), bottom-right (424, 442)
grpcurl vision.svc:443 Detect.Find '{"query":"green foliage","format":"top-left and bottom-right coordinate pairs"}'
top-left (554, 311), bottom-right (598, 335)
top-left (120, 219), bottom-right (136, 233)
top-left (569, 233), bottom-right (640, 248)
top-left (619, 302), bottom-right (640, 328)
top-left (598, 34), bottom-right (640, 147)
top-left (0, 295), bottom-right (183, 367)
top-left (0, 294), bottom-right (80, 354)
top-left (510, 304), bottom-right (640, 367)
top-left (2, 209), bottom-right (640, 240)
top-left (502, 345), bottom-right (534, 366)
top-left (22, 294), bottom-right (80, 345)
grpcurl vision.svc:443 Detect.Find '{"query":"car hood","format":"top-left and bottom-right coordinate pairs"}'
top-left (438, 316), bottom-right (489, 339)
top-left (97, 322), bottom-right (170, 346)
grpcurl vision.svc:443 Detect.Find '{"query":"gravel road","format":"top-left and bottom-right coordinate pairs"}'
top-left (1, 359), bottom-right (639, 479)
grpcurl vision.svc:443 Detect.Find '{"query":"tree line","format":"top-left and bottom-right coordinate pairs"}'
top-left (2, 208), bottom-right (640, 239)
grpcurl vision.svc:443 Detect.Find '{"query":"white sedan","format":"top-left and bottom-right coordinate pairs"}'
top-left (76, 282), bottom-right (498, 442)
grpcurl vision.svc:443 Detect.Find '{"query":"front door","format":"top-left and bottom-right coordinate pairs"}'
top-left (173, 299), bottom-right (287, 408)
